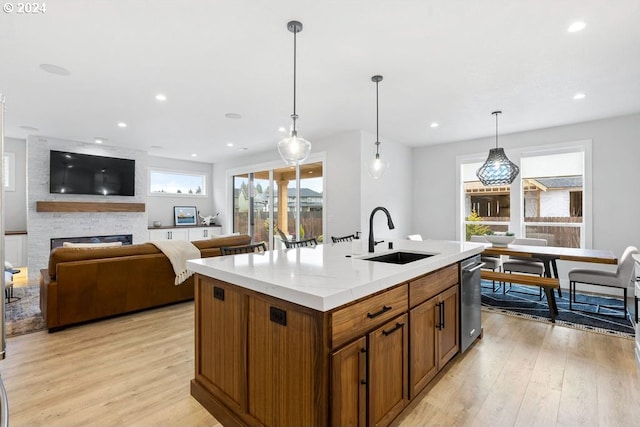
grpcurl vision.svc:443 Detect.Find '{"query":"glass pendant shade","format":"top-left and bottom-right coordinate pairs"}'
top-left (476, 147), bottom-right (520, 185)
top-left (368, 153), bottom-right (388, 179)
top-left (277, 130), bottom-right (311, 165)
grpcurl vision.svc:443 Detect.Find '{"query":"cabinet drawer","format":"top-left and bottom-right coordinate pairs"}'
top-left (331, 285), bottom-right (408, 349)
top-left (409, 264), bottom-right (458, 308)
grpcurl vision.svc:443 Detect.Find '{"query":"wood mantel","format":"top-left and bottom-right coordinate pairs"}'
top-left (36, 201), bottom-right (145, 213)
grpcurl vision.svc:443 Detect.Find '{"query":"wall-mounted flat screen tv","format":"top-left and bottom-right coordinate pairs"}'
top-left (49, 150), bottom-right (135, 196)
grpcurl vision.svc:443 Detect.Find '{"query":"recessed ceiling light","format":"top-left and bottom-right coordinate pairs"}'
top-left (117, 122), bottom-right (127, 128)
top-left (191, 153), bottom-right (198, 157)
top-left (225, 113), bottom-right (242, 119)
top-left (573, 93), bottom-right (586, 100)
top-left (94, 137), bottom-right (108, 144)
top-left (226, 142), bottom-right (234, 147)
top-left (39, 63), bottom-right (71, 76)
top-left (567, 21), bottom-right (586, 33)
top-left (278, 126), bottom-right (287, 132)
top-left (20, 125), bottom-right (39, 131)
top-left (155, 94), bottom-right (167, 101)
top-left (430, 122), bottom-right (439, 128)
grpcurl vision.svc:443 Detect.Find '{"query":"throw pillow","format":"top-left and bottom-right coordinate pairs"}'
top-left (62, 242), bottom-right (123, 248)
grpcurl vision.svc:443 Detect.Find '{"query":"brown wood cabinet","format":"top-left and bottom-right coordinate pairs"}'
top-left (192, 263), bottom-right (462, 427)
top-left (437, 285), bottom-right (459, 368)
top-left (331, 337), bottom-right (367, 427)
top-left (247, 296), bottom-right (327, 426)
top-left (369, 314), bottom-right (409, 427)
top-left (194, 280), bottom-right (247, 415)
top-left (409, 284), bottom-right (459, 398)
top-left (330, 313), bottom-right (409, 427)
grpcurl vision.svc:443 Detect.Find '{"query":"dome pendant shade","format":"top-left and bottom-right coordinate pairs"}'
top-left (476, 147), bottom-right (520, 185)
top-left (278, 20), bottom-right (311, 165)
top-left (277, 130), bottom-right (311, 165)
top-left (476, 110), bottom-right (519, 186)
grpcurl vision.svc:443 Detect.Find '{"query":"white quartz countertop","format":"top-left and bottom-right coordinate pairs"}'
top-left (187, 239), bottom-right (484, 312)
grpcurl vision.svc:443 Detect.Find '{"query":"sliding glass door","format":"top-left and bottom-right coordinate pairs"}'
top-left (232, 160), bottom-right (324, 248)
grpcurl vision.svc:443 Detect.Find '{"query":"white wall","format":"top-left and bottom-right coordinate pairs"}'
top-left (146, 156), bottom-right (215, 228)
top-left (412, 113), bottom-right (640, 258)
top-left (360, 131), bottom-right (413, 243)
top-left (320, 131), bottom-right (362, 239)
top-left (4, 137), bottom-right (26, 231)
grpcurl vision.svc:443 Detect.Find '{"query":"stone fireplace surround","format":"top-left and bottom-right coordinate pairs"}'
top-left (27, 136), bottom-right (149, 280)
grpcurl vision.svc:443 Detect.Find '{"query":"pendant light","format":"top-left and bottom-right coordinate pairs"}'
top-left (367, 75), bottom-right (388, 179)
top-left (476, 111), bottom-right (519, 186)
top-left (277, 20), bottom-right (311, 165)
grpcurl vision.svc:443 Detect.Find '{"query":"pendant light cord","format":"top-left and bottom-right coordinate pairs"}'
top-left (375, 79), bottom-right (380, 155)
top-left (292, 26), bottom-right (298, 133)
top-left (493, 110), bottom-right (501, 149)
top-left (495, 112), bottom-right (498, 148)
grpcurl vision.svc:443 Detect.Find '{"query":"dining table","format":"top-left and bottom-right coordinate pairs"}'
top-left (479, 243), bottom-right (618, 322)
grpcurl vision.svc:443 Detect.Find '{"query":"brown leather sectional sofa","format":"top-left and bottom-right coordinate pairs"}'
top-left (39, 234), bottom-right (251, 331)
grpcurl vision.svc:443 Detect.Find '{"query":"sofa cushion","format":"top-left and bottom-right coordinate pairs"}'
top-left (62, 241), bottom-right (123, 248)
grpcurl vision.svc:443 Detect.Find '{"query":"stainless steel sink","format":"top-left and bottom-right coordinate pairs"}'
top-left (363, 251), bottom-right (434, 265)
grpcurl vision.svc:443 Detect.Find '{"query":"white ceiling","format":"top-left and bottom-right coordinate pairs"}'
top-left (1, 0), bottom-right (639, 164)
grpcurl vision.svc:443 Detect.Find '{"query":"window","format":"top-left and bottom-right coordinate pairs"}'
top-left (521, 152), bottom-right (584, 248)
top-left (149, 168), bottom-right (207, 196)
top-left (459, 141), bottom-right (590, 248)
top-left (3, 152), bottom-right (15, 192)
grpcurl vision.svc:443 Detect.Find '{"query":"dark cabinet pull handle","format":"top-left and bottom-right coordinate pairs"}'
top-left (382, 322), bottom-right (404, 336)
top-left (436, 302), bottom-right (444, 330)
top-left (359, 348), bottom-right (367, 386)
top-left (367, 305), bottom-right (392, 319)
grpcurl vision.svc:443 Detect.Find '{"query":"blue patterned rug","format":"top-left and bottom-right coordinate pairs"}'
top-left (6, 285), bottom-right (46, 337)
top-left (481, 280), bottom-right (635, 339)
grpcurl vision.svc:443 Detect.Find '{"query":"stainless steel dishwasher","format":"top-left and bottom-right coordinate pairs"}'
top-left (460, 255), bottom-right (484, 352)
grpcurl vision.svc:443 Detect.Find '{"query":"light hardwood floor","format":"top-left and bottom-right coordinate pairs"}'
top-left (1, 302), bottom-right (638, 427)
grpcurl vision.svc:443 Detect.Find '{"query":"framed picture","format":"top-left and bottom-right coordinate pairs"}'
top-left (174, 206), bottom-right (197, 226)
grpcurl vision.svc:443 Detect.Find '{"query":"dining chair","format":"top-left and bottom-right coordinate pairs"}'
top-left (283, 237), bottom-right (318, 248)
top-left (331, 234), bottom-right (355, 243)
top-left (407, 234), bottom-right (423, 241)
top-left (220, 242), bottom-right (267, 255)
top-left (502, 237), bottom-right (547, 299)
top-left (470, 235), bottom-right (503, 292)
top-left (568, 245), bottom-right (638, 319)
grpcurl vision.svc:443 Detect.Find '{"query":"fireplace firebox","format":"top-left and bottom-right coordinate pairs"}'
top-left (50, 234), bottom-right (133, 249)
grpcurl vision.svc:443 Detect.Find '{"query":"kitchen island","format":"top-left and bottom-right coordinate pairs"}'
top-left (187, 239), bottom-right (483, 427)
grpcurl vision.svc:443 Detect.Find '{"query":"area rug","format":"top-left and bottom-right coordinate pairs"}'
top-left (481, 280), bottom-right (635, 339)
top-left (5, 284), bottom-right (46, 337)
